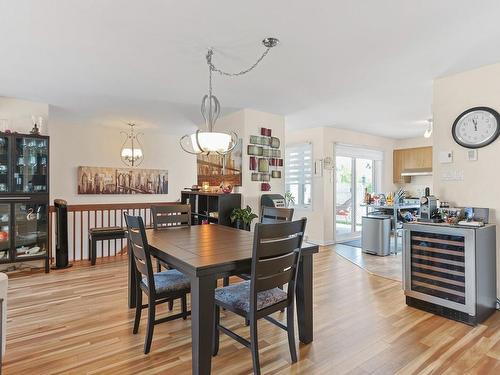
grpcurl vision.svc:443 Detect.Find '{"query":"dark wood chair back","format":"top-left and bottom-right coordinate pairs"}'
top-left (250, 218), bottom-right (307, 311)
top-left (151, 204), bottom-right (191, 230)
top-left (260, 206), bottom-right (294, 224)
top-left (124, 213), bottom-right (155, 292)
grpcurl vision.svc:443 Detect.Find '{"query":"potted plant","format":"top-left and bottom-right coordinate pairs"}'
top-left (230, 205), bottom-right (258, 231)
top-left (285, 191), bottom-right (295, 208)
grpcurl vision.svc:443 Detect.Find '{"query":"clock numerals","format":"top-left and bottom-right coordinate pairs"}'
top-left (452, 107), bottom-right (500, 148)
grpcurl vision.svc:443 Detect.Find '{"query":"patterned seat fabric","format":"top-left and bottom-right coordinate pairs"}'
top-left (142, 269), bottom-right (190, 294)
top-left (214, 280), bottom-right (287, 312)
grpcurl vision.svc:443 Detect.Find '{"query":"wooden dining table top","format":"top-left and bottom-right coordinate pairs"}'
top-left (146, 224), bottom-right (319, 277)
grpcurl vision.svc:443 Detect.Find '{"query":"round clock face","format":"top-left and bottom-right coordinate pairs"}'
top-left (452, 107), bottom-right (500, 148)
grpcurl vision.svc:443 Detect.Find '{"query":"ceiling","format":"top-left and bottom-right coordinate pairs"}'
top-left (1, 0), bottom-right (500, 138)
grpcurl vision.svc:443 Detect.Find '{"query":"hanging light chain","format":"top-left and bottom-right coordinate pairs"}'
top-left (206, 46), bottom-right (273, 77)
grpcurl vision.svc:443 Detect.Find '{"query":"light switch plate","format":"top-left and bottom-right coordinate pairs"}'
top-left (467, 149), bottom-right (478, 161)
top-left (439, 150), bottom-right (453, 163)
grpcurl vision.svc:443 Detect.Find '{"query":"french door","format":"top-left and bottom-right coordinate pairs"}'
top-left (335, 145), bottom-right (379, 240)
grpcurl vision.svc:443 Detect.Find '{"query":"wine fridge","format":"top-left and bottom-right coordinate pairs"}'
top-left (402, 222), bottom-right (496, 325)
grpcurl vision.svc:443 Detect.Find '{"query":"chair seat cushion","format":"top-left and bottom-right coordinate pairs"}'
top-left (214, 280), bottom-right (287, 312)
top-left (141, 269), bottom-right (190, 294)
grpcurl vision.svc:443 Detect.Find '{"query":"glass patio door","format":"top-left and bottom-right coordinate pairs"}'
top-left (335, 145), bottom-right (379, 240)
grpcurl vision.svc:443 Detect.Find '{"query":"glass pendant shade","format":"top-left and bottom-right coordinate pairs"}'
top-left (191, 132), bottom-right (231, 153)
top-left (180, 129), bottom-right (238, 155)
top-left (120, 123), bottom-right (144, 167)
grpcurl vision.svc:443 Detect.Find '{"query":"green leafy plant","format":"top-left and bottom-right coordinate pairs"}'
top-left (230, 205), bottom-right (258, 230)
top-left (285, 191), bottom-right (296, 208)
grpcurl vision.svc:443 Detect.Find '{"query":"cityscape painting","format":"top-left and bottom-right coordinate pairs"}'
top-left (197, 140), bottom-right (242, 187)
top-left (78, 166), bottom-right (168, 194)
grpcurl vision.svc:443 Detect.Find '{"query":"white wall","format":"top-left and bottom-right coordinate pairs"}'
top-left (394, 136), bottom-right (434, 197)
top-left (216, 109), bottom-right (285, 217)
top-left (49, 112), bottom-right (196, 204)
top-left (286, 126), bottom-right (396, 245)
top-left (433, 62), bottom-right (500, 298)
top-left (0, 97), bottom-right (48, 133)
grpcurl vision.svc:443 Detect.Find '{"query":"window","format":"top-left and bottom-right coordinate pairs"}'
top-left (285, 143), bottom-right (312, 208)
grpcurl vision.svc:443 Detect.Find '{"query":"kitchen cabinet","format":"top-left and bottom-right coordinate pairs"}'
top-left (393, 146), bottom-right (432, 183)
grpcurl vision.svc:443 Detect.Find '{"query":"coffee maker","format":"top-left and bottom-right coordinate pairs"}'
top-left (419, 187), bottom-right (438, 222)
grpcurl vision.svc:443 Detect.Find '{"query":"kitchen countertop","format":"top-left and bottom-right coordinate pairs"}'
top-left (404, 221), bottom-right (496, 229)
top-left (361, 203), bottom-right (420, 209)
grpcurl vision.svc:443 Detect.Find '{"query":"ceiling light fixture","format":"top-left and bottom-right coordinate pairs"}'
top-left (121, 122), bottom-right (144, 167)
top-left (180, 37), bottom-right (279, 155)
top-left (424, 118), bottom-right (433, 138)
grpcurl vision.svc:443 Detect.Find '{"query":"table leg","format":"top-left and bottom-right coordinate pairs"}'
top-left (296, 253), bottom-right (313, 344)
top-left (128, 244), bottom-right (137, 309)
top-left (191, 274), bottom-right (216, 375)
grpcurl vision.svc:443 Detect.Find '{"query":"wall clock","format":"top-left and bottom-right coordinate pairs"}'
top-left (452, 106), bottom-right (500, 149)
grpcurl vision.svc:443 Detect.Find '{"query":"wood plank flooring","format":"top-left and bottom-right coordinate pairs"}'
top-left (3, 248), bottom-right (500, 374)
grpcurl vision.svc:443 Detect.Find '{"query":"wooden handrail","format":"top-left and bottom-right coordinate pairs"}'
top-left (48, 201), bottom-right (179, 212)
top-left (48, 201), bottom-right (178, 263)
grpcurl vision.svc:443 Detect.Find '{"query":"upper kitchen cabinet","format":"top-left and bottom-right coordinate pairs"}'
top-left (393, 146), bottom-right (432, 184)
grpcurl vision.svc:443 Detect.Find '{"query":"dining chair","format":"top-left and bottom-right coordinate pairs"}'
top-left (124, 213), bottom-right (191, 354)
top-left (260, 206), bottom-right (294, 224)
top-left (212, 218), bottom-right (307, 375)
top-left (151, 204), bottom-right (191, 293)
top-left (239, 206), bottom-right (295, 300)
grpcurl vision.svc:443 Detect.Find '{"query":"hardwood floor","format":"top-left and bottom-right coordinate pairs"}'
top-left (3, 248), bottom-right (500, 374)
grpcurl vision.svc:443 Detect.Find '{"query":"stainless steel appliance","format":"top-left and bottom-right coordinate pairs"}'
top-left (361, 215), bottom-right (391, 256)
top-left (419, 195), bottom-right (438, 222)
top-left (403, 222), bottom-right (497, 325)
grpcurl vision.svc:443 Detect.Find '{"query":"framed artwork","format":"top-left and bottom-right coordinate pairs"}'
top-left (260, 173), bottom-right (270, 182)
top-left (251, 172), bottom-right (260, 181)
top-left (258, 158), bottom-right (269, 172)
top-left (197, 139), bottom-right (242, 186)
top-left (250, 135), bottom-right (260, 145)
top-left (260, 128), bottom-right (271, 137)
top-left (261, 182), bottom-right (271, 191)
top-left (271, 170), bottom-right (281, 178)
top-left (249, 156), bottom-right (257, 170)
top-left (78, 166), bottom-right (168, 194)
top-left (247, 145), bottom-right (263, 156)
top-left (271, 137), bottom-right (280, 148)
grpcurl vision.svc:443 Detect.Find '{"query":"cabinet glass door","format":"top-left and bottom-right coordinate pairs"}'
top-left (14, 137), bottom-right (48, 193)
top-left (410, 230), bottom-right (466, 305)
top-left (0, 137), bottom-right (9, 193)
top-left (0, 204), bottom-right (10, 261)
top-left (14, 202), bottom-right (47, 259)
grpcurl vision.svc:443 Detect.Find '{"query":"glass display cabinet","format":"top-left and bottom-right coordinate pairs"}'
top-left (0, 132), bottom-right (49, 272)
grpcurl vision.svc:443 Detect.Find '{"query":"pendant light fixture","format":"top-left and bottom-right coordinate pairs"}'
top-left (180, 37), bottom-right (279, 155)
top-left (424, 118), bottom-right (433, 138)
top-left (120, 122), bottom-right (144, 167)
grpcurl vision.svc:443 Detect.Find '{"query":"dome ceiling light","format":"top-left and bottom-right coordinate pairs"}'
top-left (180, 38), bottom-right (279, 155)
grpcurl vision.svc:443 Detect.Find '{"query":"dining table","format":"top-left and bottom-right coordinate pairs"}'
top-left (127, 224), bottom-right (319, 375)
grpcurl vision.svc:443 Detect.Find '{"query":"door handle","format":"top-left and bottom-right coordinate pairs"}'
top-left (0, 196), bottom-right (31, 200)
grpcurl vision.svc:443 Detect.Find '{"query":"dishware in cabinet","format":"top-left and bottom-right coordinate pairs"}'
top-left (14, 198), bottom-right (48, 262)
top-left (14, 136), bottom-right (48, 193)
top-left (0, 136), bottom-right (10, 193)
